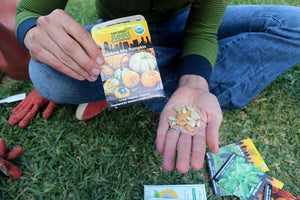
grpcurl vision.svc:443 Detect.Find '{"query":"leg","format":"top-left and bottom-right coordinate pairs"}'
top-left (210, 5), bottom-right (300, 110)
top-left (0, 0), bottom-right (30, 80)
top-left (29, 59), bottom-right (106, 104)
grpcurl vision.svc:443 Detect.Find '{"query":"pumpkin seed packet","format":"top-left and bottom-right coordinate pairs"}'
top-left (91, 15), bottom-right (165, 110)
top-left (213, 153), bottom-right (283, 200)
top-left (264, 184), bottom-right (300, 200)
top-left (144, 184), bottom-right (207, 200)
top-left (206, 138), bottom-right (273, 196)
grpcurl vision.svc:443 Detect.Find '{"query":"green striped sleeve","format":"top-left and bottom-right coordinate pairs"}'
top-left (181, 0), bottom-right (226, 69)
top-left (15, 0), bottom-right (68, 37)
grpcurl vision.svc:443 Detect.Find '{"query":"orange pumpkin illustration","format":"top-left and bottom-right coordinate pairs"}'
top-left (122, 71), bottom-right (140, 88)
top-left (105, 53), bottom-right (129, 70)
top-left (141, 70), bottom-right (162, 88)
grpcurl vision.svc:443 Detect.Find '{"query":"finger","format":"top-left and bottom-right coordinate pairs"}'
top-left (42, 101), bottom-right (56, 119)
top-left (162, 128), bottom-right (180, 171)
top-left (39, 30), bottom-right (94, 81)
top-left (41, 25), bottom-right (99, 82)
top-left (31, 43), bottom-right (87, 81)
top-left (156, 112), bottom-right (170, 154)
top-left (191, 133), bottom-right (206, 170)
top-left (176, 133), bottom-right (192, 173)
top-left (0, 138), bottom-right (6, 157)
top-left (40, 11), bottom-right (104, 79)
top-left (8, 103), bottom-right (33, 125)
top-left (18, 104), bottom-right (39, 128)
top-left (206, 113), bottom-right (222, 154)
top-left (11, 99), bottom-right (29, 114)
top-left (60, 12), bottom-right (104, 63)
top-left (5, 146), bottom-right (23, 161)
top-left (29, 24), bottom-right (88, 81)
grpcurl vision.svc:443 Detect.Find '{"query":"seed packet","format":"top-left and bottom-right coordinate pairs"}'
top-left (144, 184), bottom-right (207, 200)
top-left (206, 138), bottom-right (278, 196)
top-left (213, 153), bottom-right (283, 200)
top-left (264, 184), bottom-right (300, 200)
top-left (91, 15), bottom-right (165, 110)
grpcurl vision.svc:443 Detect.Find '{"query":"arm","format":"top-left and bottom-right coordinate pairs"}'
top-left (157, 0), bottom-right (226, 173)
top-left (179, 0), bottom-right (226, 82)
top-left (15, 0), bottom-right (104, 82)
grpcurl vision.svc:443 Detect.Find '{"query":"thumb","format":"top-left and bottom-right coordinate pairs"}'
top-left (42, 101), bottom-right (56, 119)
top-left (206, 112), bottom-right (222, 154)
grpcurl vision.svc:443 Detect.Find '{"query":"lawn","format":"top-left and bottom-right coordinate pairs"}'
top-left (0, 0), bottom-right (299, 199)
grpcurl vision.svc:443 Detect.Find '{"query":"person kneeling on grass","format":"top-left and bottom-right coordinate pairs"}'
top-left (8, 0), bottom-right (300, 173)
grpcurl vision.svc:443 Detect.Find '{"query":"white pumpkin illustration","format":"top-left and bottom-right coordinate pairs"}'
top-left (129, 52), bottom-right (157, 74)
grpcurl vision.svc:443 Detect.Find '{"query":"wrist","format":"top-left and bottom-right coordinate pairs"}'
top-left (24, 27), bottom-right (35, 49)
top-left (178, 75), bottom-right (209, 92)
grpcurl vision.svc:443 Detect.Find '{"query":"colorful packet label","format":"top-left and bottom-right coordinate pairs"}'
top-left (144, 184), bottom-right (207, 200)
top-left (91, 15), bottom-right (165, 110)
top-left (206, 138), bottom-right (277, 197)
top-left (213, 153), bottom-right (284, 200)
top-left (264, 184), bottom-right (300, 200)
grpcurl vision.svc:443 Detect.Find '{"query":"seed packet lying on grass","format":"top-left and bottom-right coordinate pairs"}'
top-left (214, 153), bottom-right (284, 200)
top-left (264, 184), bottom-right (300, 200)
top-left (92, 15), bottom-right (165, 110)
top-left (144, 184), bottom-right (206, 200)
top-left (206, 138), bottom-right (275, 196)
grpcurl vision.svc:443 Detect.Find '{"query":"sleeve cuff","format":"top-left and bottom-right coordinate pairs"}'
top-left (16, 18), bottom-right (38, 48)
top-left (178, 54), bottom-right (212, 84)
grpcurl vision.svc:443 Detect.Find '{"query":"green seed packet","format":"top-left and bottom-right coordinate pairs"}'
top-left (205, 138), bottom-right (270, 196)
top-left (214, 153), bottom-right (277, 200)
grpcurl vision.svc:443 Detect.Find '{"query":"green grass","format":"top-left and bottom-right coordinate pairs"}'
top-left (0, 0), bottom-right (299, 199)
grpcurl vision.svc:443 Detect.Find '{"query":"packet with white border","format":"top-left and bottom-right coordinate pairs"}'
top-left (91, 15), bottom-right (165, 110)
top-left (144, 184), bottom-right (207, 200)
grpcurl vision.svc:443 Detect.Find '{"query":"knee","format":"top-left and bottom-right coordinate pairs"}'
top-left (28, 59), bottom-right (72, 103)
top-left (28, 59), bottom-right (105, 104)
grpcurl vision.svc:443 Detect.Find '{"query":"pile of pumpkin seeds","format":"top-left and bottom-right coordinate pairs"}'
top-left (168, 105), bottom-right (201, 133)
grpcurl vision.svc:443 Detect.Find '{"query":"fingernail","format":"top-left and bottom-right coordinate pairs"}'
top-left (79, 76), bottom-right (85, 81)
top-left (90, 75), bottom-right (98, 81)
top-left (91, 68), bottom-right (100, 76)
top-left (96, 57), bottom-right (104, 65)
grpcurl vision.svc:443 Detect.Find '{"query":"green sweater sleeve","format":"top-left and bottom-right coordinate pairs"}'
top-left (181, 0), bottom-right (226, 69)
top-left (15, 0), bottom-right (68, 46)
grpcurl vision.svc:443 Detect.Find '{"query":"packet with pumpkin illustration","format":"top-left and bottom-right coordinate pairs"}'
top-left (91, 15), bottom-right (165, 110)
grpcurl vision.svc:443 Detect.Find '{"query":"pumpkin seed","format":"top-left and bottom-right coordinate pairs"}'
top-left (187, 120), bottom-right (196, 127)
top-left (168, 116), bottom-right (177, 121)
top-left (169, 105), bottom-right (202, 134)
top-left (185, 105), bottom-right (194, 111)
top-left (177, 112), bottom-right (186, 119)
top-left (176, 118), bottom-right (187, 126)
top-left (186, 116), bottom-right (193, 121)
top-left (191, 111), bottom-right (200, 120)
top-left (184, 125), bottom-right (194, 132)
top-left (182, 107), bottom-right (187, 114)
top-left (173, 105), bottom-right (182, 112)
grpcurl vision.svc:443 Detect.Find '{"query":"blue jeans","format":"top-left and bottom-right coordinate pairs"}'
top-left (29, 5), bottom-right (300, 112)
